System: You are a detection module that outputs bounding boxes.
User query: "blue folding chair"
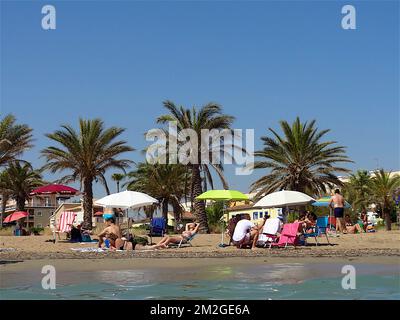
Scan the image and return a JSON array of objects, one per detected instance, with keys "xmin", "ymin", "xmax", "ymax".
[
  {"xmin": 149, "ymin": 217, "xmax": 167, "ymax": 237},
  {"xmin": 303, "ymin": 216, "xmax": 331, "ymax": 246}
]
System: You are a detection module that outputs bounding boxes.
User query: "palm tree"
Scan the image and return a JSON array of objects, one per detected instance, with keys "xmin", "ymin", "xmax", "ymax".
[
  {"xmin": 157, "ymin": 101, "xmax": 235, "ymax": 233},
  {"xmin": 0, "ymin": 114, "xmax": 33, "ymax": 167},
  {"xmin": 250, "ymin": 117, "xmax": 352, "ymax": 198},
  {"xmin": 125, "ymin": 162, "xmax": 190, "ymax": 226},
  {"xmin": 111, "ymin": 173, "xmax": 125, "ymax": 193},
  {"xmin": 1, "ymin": 161, "xmax": 43, "ymax": 211},
  {"xmin": 343, "ymin": 170, "xmax": 372, "ymax": 211},
  {"xmin": 370, "ymin": 169, "xmax": 400, "ymax": 231},
  {"xmin": 0, "ymin": 170, "xmax": 12, "ymax": 226},
  {"xmin": 41, "ymin": 119, "xmax": 134, "ymax": 229}
]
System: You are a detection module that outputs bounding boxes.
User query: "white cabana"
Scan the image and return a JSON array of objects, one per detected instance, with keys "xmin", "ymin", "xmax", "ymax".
[{"xmin": 253, "ymin": 190, "xmax": 315, "ymax": 208}]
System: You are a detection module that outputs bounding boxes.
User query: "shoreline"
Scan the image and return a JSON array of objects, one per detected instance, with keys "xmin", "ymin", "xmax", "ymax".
[
  {"xmin": 2, "ymin": 255, "xmax": 399, "ymax": 273},
  {"xmin": 1, "ymin": 248, "xmax": 400, "ymax": 261},
  {"xmin": 1, "ymin": 231, "xmax": 400, "ymax": 262}
]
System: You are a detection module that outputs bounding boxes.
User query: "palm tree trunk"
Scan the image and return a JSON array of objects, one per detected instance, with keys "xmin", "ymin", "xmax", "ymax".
[
  {"xmin": 384, "ymin": 203, "xmax": 392, "ymax": 231},
  {"xmin": 16, "ymin": 196, "xmax": 26, "ymax": 211},
  {"xmin": 161, "ymin": 199, "xmax": 168, "ymax": 221},
  {"xmin": 82, "ymin": 177, "xmax": 93, "ymax": 230},
  {"xmin": 1, "ymin": 193, "xmax": 7, "ymax": 227},
  {"xmin": 117, "ymin": 181, "xmax": 120, "ymax": 193},
  {"xmin": 172, "ymin": 201, "xmax": 182, "ymax": 232},
  {"xmin": 192, "ymin": 164, "xmax": 208, "ymax": 233}
]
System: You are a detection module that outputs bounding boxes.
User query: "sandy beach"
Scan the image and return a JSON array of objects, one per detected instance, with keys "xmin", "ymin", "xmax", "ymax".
[{"xmin": 1, "ymin": 230, "xmax": 399, "ymax": 261}]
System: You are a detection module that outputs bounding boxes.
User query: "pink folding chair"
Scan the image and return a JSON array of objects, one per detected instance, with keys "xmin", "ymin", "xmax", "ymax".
[
  {"xmin": 270, "ymin": 222, "xmax": 300, "ymax": 248},
  {"xmin": 53, "ymin": 212, "xmax": 76, "ymax": 241}
]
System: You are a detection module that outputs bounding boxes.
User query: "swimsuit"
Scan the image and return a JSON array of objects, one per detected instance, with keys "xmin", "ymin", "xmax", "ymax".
[{"xmin": 334, "ymin": 207, "xmax": 344, "ymax": 218}]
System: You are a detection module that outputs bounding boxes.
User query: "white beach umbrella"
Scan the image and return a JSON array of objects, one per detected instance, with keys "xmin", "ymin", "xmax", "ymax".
[
  {"xmin": 253, "ymin": 190, "xmax": 315, "ymax": 208},
  {"xmin": 95, "ymin": 190, "xmax": 158, "ymax": 209},
  {"xmin": 95, "ymin": 191, "xmax": 158, "ymax": 240}
]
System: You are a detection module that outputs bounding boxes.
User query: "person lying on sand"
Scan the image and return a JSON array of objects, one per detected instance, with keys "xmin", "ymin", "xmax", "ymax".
[
  {"xmin": 232, "ymin": 214, "xmax": 261, "ymax": 250},
  {"xmin": 344, "ymin": 214, "xmax": 364, "ymax": 234},
  {"xmin": 153, "ymin": 222, "xmax": 200, "ymax": 248}
]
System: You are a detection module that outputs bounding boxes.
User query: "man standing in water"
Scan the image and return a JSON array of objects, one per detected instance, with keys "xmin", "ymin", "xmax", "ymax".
[{"xmin": 330, "ymin": 189, "xmax": 346, "ymax": 234}]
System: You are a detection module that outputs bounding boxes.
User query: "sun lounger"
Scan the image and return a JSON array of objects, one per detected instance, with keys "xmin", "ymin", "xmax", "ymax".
[
  {"xmin": 270, "ymin": 222, "xmax": 300, "ymax": 248},
  {"xmin": 169, "ymin": 233, "xmax": 197, "ymax": 248},
  {"xmin": 53, "ymin": 212, "xmax": 76, "ymax": 242},
  {"xmin": 303, "ymin": 216, "xmax": 331, "ymax": 246}
]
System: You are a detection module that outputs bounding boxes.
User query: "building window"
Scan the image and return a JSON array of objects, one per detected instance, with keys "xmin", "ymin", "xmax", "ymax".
[
  {"xmin": 259, "ymin": 212, "xmax": 263, "ymax": 218},
  {"xmin": 36, "ymin": 211, "xmax": 42, "ymax": 217},
  {"xmin": 253, "ymin": 212, "xmax": 258, "ymax": 220},
  {"xmin": 36, "ymin": 224, "xmax": 43, "ymax": 228}
]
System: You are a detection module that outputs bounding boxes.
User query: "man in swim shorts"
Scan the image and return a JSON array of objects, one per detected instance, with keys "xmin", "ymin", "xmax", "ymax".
[{"xmin": 329, "ymin": 189, "xmax": 346, "ymax": 234}]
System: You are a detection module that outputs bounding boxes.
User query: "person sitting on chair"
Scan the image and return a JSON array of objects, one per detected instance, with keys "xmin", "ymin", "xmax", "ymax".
[{"xmin": 152, "ymin": 222, "xmax": 200, "ymax": 248}]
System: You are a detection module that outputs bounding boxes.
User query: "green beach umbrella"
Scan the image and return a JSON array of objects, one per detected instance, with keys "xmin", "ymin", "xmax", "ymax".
[
  {"xmin": 196, "ymin": 190, "xmax": 249, "ymax": 247},
  {"xmin": 196, "ymin": 189, "xmax": 249, "ymax": 201}
]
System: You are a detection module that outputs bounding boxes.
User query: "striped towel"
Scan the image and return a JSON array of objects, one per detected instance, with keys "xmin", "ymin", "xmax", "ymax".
[{"xmin": 58, "ymin": 212, "xmax": 76, "ymax": 233}]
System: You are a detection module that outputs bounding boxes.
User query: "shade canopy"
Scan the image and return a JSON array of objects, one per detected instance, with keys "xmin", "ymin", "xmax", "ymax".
[
  {"xmin": 30, "ymin": 184, "xmax": 79, "ymax": 196},
  {"xmin": 4, "ymin": 211, "xmax": 29, "ymax": 223},
  {"xmin": 312, "ymin": 196, "xmax": 352, "ymax": 209},
  {"xmin": 95, "ymin": 190, "xmax": 158, "ymax": 209},
  {"xmin": 196, "ymin": 190, "xmax": 249, "ymax": 201},
  {"xmin": 253, "ymin": 190, "xmax": 315, "ymax": 208}
]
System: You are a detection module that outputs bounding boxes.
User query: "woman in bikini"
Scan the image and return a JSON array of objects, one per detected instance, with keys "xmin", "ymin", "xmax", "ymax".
[
  {"xmin": 344, "ymin": 214, "xmax": 364, "ymax": 234},
  {"xmin": 98, "ymin": 216, "xmax": 165, "ymax": 250},
  {"xmin": 154, "ymin": 222, "xmax": 200, "ymax": 248}
]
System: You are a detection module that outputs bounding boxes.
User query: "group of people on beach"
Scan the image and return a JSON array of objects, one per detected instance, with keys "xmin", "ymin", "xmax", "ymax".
[
  {"xmin": 226, "ymin": 189, "xmax": 369, "ymax": 249},
  {"xmin": 97, "ymin": 216, "xmax": 200, "ymax": 251},
  {"xmin": 96, "ymin": 188, "xmax": 370, "ymax": 251}
]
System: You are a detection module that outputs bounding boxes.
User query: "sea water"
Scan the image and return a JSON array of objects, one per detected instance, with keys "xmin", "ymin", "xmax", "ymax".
[{"xmin": 1, "ymin": 262, "xmax": 399, "ymax": 300}]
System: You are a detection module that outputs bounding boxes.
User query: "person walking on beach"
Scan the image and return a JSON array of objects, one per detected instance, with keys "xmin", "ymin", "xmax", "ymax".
[{"xmin": 329, "ymin": 189, "xmax": 346, "ymax": 234}]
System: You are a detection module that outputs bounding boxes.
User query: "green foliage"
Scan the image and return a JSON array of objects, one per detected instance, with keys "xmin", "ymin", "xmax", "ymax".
[
  {"xmin": 205, "ymin": 201, "xmax": 225, "ymax": 225},
  {"xmin": 343, "ymin": 170, "xmax": 373, "ymax": 211},
  {"xmin": 42, "ymin": 119, "xmax": 134, "ymax": 228},
  {"xmin": 250, "ymin": 117, "xmax": 352, "ymax": 198},
  {"xmin": 29, "ymin": 227, "xmax": 44, "ymax": 235},
  {"xmin": 0, "ymin": 114, "xmax": 33, "ymax": 167}
]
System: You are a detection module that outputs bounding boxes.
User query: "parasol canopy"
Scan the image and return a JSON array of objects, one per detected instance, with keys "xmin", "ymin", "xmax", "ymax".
[
  {"xmin": 95, "ymin": 190, "xmax": 158, "ymax": 209},
  {"xmin": 30, "ymin": 184, "xmax": 79, "ymax": 196},
  {"xmin": 253, "ymin": 190, "xmax": 315, "ymax": 208},
  {"xmin": 312, "ymin": 196, "xmax": 352, "ymax": 209},
  {"xmin": 196, "ymin": 190, "xmax": 249, "ymax": 201},
  {"xmin": 4, "ymin": 211, "xmax": 29, "ymax": 223}
]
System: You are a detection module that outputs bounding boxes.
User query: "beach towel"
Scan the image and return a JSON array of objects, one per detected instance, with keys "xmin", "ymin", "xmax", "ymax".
[
  {"xmin": 258, "ymin": 218, "xmax": 282, "ymax": 243},
  {"xmin": 71, "ymin": 247, "xmax": 106, "ymax": 253},
  {"xmin": 58, "ymin": 212, "xmax": 76, "ymax": 233}
]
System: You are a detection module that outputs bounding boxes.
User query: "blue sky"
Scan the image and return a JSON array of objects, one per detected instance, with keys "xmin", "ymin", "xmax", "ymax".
[{"xmin": 1, "ymin": 0, "xmax": 399, "ymax": 197}]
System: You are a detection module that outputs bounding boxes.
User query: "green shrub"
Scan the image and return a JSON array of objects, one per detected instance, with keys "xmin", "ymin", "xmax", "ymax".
[
  {"xmin": 29, "ymin": 227, "xmax": 44, "ymax": 235},
  {"xmin": 206, "ymin": 201, "xmax": 224, "ymax": 225}
]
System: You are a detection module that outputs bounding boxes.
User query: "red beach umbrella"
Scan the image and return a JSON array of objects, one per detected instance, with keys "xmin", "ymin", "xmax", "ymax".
[
  {"xmin": 4, "ymin": 211, "xmax": 29, "ymax": 223},
  {"xmin": 30, "ymin": 184, "xmax": 79, "ymax": 196}
]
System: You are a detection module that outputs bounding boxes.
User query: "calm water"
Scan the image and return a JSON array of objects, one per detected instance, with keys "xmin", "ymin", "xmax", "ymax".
[{"xmin": 1, "ymin": 262, "xmax": 399, "ymax": 300}]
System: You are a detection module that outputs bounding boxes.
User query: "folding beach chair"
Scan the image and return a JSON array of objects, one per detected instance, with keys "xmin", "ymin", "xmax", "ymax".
[
  {"xmin": 303, "ymin": 216, "xmax": 331, "ymax": 246},
  {"xmin": 149, "ymin": 217, "xmax": 167, "ymax": 237},
  {"xmin": 270, "ymin": 222, "xmax": 300, "ymax": 249},
  {"xmin": 53, "ymin": 212, "xmax": 76, "ymax": 242},
  {"xmin": 169, "ymin": 233, "xmax": 198, "ymax": 248}
]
